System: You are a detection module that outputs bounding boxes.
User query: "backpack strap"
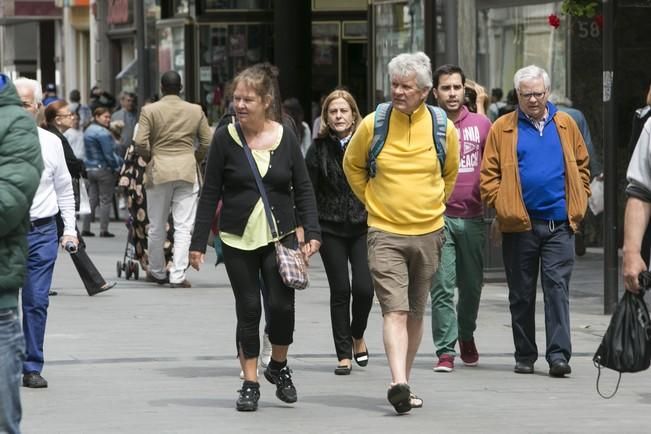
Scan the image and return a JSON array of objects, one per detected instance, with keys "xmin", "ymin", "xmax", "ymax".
[
  {"xmin": 427, "ymin": 104, "xmax": 448, "ymax": 172},
  {"xmin": 368, "ymin": 102, "xmax": 392, "ymax": 178}
]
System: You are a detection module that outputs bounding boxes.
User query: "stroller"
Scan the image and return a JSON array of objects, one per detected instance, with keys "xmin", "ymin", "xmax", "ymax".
[
  {"xmin": 116, "ymin": 215, "xmax": 140, "ymax": 280},
  {"xmin": 116, "ymin": 143, "xmax": 174, "ymax": 280}
]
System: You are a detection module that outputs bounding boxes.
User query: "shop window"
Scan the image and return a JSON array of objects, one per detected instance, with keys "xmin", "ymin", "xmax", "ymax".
[
  {"xmin": 312, "ymin": 22, "xmax": 340, "ymax": 108},
  {"xmin": 158, "ymin": 26, "xmax": 186, "ymax": 82},
  {"xmin": 372, "ymin": 0, "xmax": 425, "ymax": 105},
  {"xmin": 198, "ymin": 23, "xmax": 273, "ymax": 125},
  {"xmin": 204, "ymin": 0, "xmax": 271, "ymax": 10},
  {"xmin": 476, "ymin": 1, "xmax": 568, "ymax": 99}
]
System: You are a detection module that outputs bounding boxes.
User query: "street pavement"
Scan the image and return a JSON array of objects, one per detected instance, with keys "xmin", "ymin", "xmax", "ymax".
[{"xmin": 20, "ymin": 221, "xmax": 651, "ymax": 434}]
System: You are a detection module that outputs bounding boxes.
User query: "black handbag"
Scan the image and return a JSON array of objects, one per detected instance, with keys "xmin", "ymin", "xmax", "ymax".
[
  {"xmin": 235, "ymin": 123, "xmax": 309, "ymax": 290},
  {"xmin": 593, "ymin": 272, "xmax": 651, "ymax": 398}
]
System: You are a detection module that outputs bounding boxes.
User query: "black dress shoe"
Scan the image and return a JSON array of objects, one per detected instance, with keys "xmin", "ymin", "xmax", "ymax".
[
  {"xmin": 334, "ymin": 363, "xmax": 352, "ymax": 375},
  {"xmin": 99, "ymin": 231, "xmax": 115, "ymax": 238},
  {"xmin": 48, "ymin": 290, "xmax": 58, "ymax": 296},
  {"xmin": 549, "ymin": 360, "xmax": 572, "ymax": 377},
  {"xmin": 514, "ymin": 360, "xmax": 534, "ymax": 374},
  {"xmin": 23, "ymin": 372, "xmax": 48, "ymax": 388},
  {"xmin": 145, "ymin": 272, "xmax": 169, "ymax": 285},
  {"xmin": 81, "ymin": 230, "xmax": 95, "ymax": 237}
]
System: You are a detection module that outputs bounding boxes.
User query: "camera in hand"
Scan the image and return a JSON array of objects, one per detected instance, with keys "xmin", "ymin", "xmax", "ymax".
[{"xmin": 65, "ymin": 241, "xmax": 77, "ymax": 253}]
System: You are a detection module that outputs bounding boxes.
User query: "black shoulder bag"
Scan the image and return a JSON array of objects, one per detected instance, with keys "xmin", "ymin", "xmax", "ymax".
[{"xmin": 235, "ymin": 123, "xmax": 309, "ymax": 290}]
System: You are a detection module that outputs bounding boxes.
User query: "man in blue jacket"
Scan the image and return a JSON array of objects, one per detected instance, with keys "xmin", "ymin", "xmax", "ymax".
[{"xmin": 0, "ymin": 74, "xmax": 43, "ymax": 434}]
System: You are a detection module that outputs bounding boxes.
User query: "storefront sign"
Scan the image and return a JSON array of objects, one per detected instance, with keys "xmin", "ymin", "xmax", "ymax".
[{"xmin": 107, "ymin": 0, "xmax": 130, "ymax": 25}]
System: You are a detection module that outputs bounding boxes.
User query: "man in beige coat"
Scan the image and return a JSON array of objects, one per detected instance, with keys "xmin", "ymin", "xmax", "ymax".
[{"xmin": 134, "ymin": 71, "xmax": 212, "ymax": 287}]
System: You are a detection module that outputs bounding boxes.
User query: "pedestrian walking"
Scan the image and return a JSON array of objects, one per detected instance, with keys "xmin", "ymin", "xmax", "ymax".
[
  {"xmin": 343, "ymin": 52, "xmax": 459, "ymax": 413},
  {"xmin": 623, "ymin": 117, "xmax": 651, "ymax": 293},
  {"xmin": 480, "ymin": 65, "xmax": 591, "ymax": 378},
  {"xmin": 0, "ymin": 74, "xmax": 43, "ymax": 434},
  {"xmin": 43, "ymin": 100, "xmax": 116, "ymax": 295},
  {"xmin": 111, "ymin": 91, "xmax": 138, "ymax": 159},
  {"xmin": 189, "ymin": 63, "xmax": 321, "ymax": 412},
  {"xmin": 134, "ymin": 71, "xmax": 212, "ymax": 288},
  {"xmin": 14, "ymin": 77, "xmax": 78, "ymax": 389},
  {"xmin": 81, "ymin": 107, "xmax": 122, "ymax": 238},
  {"xmin": 305, "ymin": 89, "xmax": 373, "ymax": 376},
  {"xmin": 429, "ymin": 64, "xmax": 492, "ymax": 372}
]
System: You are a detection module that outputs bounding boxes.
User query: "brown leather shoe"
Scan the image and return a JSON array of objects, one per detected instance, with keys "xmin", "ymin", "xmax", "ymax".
[
  {"xmin": 170, "ymin": 279, "xmax": 191, "ymax": 288},
  {"xmin": 146, "ymin": 272, "xmax": 169, "ymax": 285},
  {"xmin": 23, "ymin": 372, "xmax": 48, "ymax": 388}
]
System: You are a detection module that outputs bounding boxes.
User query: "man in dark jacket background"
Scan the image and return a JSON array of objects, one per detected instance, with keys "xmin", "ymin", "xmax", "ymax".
[{"xmin": 0, "ymin": 74, "xmax": 44, "ymax": 434}]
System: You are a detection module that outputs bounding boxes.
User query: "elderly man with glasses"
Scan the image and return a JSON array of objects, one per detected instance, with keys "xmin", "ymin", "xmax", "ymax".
[
  {"xmin": 480, "ymin": 65, "xmax": 591, "ymax": 378},
  {"xmin": 13, "ymin": 78, "xmax": 77, "ymax": 389}
]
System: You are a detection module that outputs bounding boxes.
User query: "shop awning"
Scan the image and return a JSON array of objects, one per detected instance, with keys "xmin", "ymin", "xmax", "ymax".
[{"xmin": 116, "ymin": 58, "xmax": 137, "ymax": 80}]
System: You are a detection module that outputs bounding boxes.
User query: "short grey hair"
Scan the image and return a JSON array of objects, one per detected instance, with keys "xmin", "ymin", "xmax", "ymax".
[
  {"xmin": 388, "ymin": 52, "xmax": 433, "ymax": 91},
  {"xmin": 513, "ymin": 65, "xmax": 551, "ymax": 91},
  {"xmin": 548, "ymin": 92, "xmax": 572, "ymax": 107},
  {"xmin": 14, "ymin": 77, "xmax": 43, "ymax": 104}
]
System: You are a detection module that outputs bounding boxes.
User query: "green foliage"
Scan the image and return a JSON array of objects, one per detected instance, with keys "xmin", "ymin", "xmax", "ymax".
[{"xmin": 561, "ymin": 0, "xmax": 599, "ymax": 17}]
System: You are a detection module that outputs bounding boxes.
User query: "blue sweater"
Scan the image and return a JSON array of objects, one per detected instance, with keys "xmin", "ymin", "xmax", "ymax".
[{"xmin": 517, "ymin": 103, "xmax": 567, "ymax": 221}]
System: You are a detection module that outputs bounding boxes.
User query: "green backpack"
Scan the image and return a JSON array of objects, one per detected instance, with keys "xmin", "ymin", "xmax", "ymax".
[{"xmin": 367, "ymin": 102, "xmax": 448, "ymax": 178}]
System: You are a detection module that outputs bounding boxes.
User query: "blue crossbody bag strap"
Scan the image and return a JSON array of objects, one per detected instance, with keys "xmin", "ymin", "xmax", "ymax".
[
  {"xmin": 427, "ymin": 104, "xmax": 448, "ymax": 172},
  {"xmin": 368, "ymin": 102, "xmax": 392, "ymax": 178},
  {"xmin": 235, "ymin": 123, "xmax": 279, "ymax": 239}
]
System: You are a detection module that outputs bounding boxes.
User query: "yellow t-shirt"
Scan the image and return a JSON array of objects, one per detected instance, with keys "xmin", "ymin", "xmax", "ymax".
[
  {"xmin": 342, "ymin": 103, "xmax": 460, "ymax": 235},
  {"xmin": 220, "ymin": 123, "xmax": 285, "ymax": 250}
]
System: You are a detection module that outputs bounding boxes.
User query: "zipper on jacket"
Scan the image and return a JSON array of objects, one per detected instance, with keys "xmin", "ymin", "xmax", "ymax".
[{"xmin": 408, "ymin": 114, "xmax": 412, "ymax": 144}]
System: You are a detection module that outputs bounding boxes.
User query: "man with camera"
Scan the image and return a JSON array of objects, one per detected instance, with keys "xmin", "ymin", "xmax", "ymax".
[{"xmin": 14, "ymin": 78, "xmax": 78, "ymax": 389}]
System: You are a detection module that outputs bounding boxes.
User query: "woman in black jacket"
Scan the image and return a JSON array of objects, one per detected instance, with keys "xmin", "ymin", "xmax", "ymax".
[
  {"xmin": 43, "ymin": 100, "xmax": 115, "ymax": 296},
  {"xmin": 189, "ymin": 64, "xmax": 321, "ymax": 412},
  {"xmin": 305, "ymin": 89, "xmax": 373, "ymax": 375}
]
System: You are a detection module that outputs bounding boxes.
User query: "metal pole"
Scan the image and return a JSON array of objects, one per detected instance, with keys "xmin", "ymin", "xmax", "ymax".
[
  {"xmin": 135, "ymin": 0, "xmax": 147, "ymax": 106},
  {"xmin": 602, "ymin": 0, "xmax": 618, "ymax": 314}
]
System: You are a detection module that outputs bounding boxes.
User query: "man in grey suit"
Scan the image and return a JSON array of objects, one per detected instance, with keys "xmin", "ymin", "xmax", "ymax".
[{"xmin": 134, "ymin": 71, "xmax": 212, "ymax": 288}]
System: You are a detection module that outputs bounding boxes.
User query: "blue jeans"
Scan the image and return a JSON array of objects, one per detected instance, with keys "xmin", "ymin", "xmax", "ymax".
[
  {"xmin": 0, "ymin": 308, "xmax": 25, "ymax": 434},
  {"xmin": 22, "ymin": 220, "xmax": 59, "ymax": 374}
]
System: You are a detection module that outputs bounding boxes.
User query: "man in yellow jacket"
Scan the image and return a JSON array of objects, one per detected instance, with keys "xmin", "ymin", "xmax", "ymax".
[
  {"xmin": 343, "ymin": 52, "xmax": 459, "ymax": 414},
  {"xmin": 480, "ymin": 65, "xmax": 590, "ymax": 378}
]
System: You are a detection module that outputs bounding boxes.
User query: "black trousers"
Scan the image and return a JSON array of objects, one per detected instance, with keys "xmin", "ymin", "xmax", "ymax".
[
  {"xmin": 56, "ymin": 214, "xmax": 107, "ymax": 295},
  {"xmin": 502, "ymin": 220, "xmax": 574, "ymax": 365},
  {"xmin": 320, "ymin": 231, "xmax": 374, "ymax": 361},
  {"xmin": 222, "ymin": 239, "xmax": 295, "ymax": 359}
]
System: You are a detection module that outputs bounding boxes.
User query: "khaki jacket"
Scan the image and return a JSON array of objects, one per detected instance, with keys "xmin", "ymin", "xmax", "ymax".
[
  {"xmin": 480, "ymin": 110, "xmax": 591, "ymax": 233},
  {"xmin": 134, "ymin": 95, "xmax": 212, "ymax": 187}
]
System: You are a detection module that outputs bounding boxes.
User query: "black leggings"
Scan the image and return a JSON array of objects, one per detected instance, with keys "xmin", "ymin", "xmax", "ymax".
[
  {"xmin": 223, "ymin": 240, "xmax": 295, "ymax": 359},
  {"xmin": 320, "ymin": 231, "xmax": 374, "ymax": 361}
]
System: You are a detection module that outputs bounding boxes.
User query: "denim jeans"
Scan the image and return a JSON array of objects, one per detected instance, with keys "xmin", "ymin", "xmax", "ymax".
[
  {"xmin": 0, "ymin": 308, "xmax": 25, "ymax": 434},
  {"xmin": 22, "ymin": 219, "xmax": 59, "ymax": 374}
]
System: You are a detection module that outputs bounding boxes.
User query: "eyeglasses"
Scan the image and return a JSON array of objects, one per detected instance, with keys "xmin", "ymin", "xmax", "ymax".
[
  {"xmin": 56, "ymin": 113, "xmax": 74, "ymax": 118},
  {"xmin": 22, "ymin": 101, "xmax": 37, "ymax": 108},
  {"xmin": 518, "ymin": 90, "xmax": 547, "ymax": 100}
]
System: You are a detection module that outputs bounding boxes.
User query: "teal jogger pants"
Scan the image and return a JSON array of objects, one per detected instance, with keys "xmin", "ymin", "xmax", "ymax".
[{"xmin": 430, "ymin": 216, "xmax": 485, "ymax": 356}]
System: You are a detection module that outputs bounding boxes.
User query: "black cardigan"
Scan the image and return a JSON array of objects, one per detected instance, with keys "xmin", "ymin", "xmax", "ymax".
[
  {"xmin": 305, "ymin": 134, "xmax": 367, "ymax": 234},
  {"xmin": 190, "ymin": 124, "xmax": 321, "ymax": 253}
]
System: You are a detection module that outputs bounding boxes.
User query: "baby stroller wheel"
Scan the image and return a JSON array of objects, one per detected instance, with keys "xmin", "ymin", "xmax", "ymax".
[
  {"xmin": 133, "ymin": 262, "xmax": 140, "ymax": 280},
  {"xmin": 116, "ymin": 261, "xmax": 123, "ymax": 278},
  {"xmin": 125, "ymin": 264, "xmax": 132, "ymax": 280}
]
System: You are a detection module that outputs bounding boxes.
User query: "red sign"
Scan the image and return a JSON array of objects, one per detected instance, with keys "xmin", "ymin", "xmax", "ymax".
[{"xmin": 107, "ymin": 0, "xmax": 130, "ymax": 25}]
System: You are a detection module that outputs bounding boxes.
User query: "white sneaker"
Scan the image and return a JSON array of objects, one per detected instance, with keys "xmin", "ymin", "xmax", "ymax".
[{"xmin": 260, "ymin": 333, "xmax": 272, "ymax": 368}]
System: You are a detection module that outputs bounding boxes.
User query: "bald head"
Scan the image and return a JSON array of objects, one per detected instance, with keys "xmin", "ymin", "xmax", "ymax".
[{"xmin": 161, "ymin": 71, "xmax": 182, "ymax": 95}]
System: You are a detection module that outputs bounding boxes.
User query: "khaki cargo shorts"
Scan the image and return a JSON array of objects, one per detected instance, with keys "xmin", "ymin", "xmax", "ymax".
[{"xmin": 367, "ymin": 227, "xmax": 445, "ymax": 318}]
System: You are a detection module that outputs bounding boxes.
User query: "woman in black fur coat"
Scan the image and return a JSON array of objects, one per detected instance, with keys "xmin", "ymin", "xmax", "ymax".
[{"xmin": 305, "ymin": 89, "xmax": 374, "ymax": 375}]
